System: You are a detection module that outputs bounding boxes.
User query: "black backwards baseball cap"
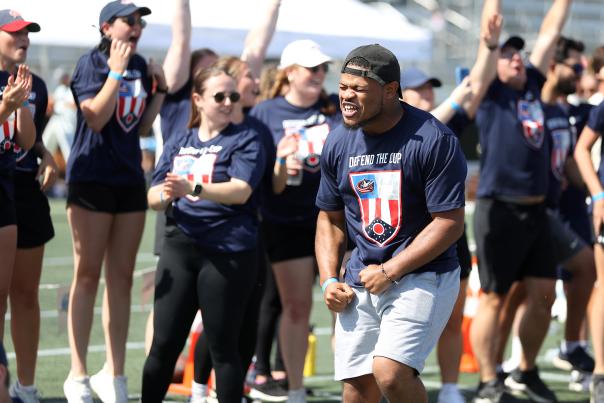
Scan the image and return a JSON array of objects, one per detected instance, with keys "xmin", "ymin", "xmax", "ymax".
[
  {"xmin": 500, "ymin": 35, "xmax": 525, "ymax": 51},
  {"xmin": 342, "ymin": 44, "xmax": 401, "ymax": 89},
  {"xmin": 99, "ymin": 0, "xmax": 151, "ymax": 27},
  {"xmin": 0, "ymin": 9, "xmax": 40, "ymax": 33}
]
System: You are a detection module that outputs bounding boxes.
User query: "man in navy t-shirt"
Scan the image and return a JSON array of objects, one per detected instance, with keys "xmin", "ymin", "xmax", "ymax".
[
  {"xmin": 316, "ymin": 44, "xmax": 466, "ymax": 402},
  {"xmin": 469, "ymin": 1, "xmax": 573, "ymax": 402}
]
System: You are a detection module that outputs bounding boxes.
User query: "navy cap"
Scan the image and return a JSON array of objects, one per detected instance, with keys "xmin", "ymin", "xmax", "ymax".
[
  {"xmin": 500, "ymin": 35, "xmax": 525, "ymax": 51},
  {"xmin": 0, "ymin": 9, "xmax": 40, "ymax": 33},
  {"xmin": 401, "ymin": 67, "xmax": 442, "ymax": 89},
  {"xmin": 342, "ymin": 44, "xmax": 400, "ymax": 87},
  {"xmin": 99, "ymin": 1, "xmax": 151, "ymax": 27}
]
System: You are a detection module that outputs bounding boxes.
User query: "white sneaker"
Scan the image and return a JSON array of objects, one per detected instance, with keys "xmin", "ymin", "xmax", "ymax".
[
  {"xmin": 63, "ymin": 376, "xmax": 93, "ymax": 403},
  {"xmin": 437, "ymin": 384, "xmax": 465, "ymax": 403},
  {"xmin": 90, "ymin": 366, "xmax": 128, "ymax": 403},
  {"xmin": 9, "ymin": 382, "xmax": 41, "ymax": 403}
]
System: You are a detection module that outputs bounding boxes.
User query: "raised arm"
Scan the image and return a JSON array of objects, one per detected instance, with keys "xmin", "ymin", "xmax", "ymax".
[
  {"xmin": 430, "ymin": 76, "xmax": 472, "ymax": 124},
  {"xmin": 466, "ymin": 1, "xmax": 502, "ymax": 119},
  {"xmin": 530, "ymin": 0, "xmax": 573, "ymax": 76},
  {"xmin": 240, "ymin": 0, "xmax": 281, "ymax": 79},
  {"xmin": 163, "ymin": 0, "xmax": 192, "ymax": 93}
]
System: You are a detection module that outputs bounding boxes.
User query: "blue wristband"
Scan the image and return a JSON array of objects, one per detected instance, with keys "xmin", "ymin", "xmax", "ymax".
[
  {"xmin": 108, "ymin": 71, "xmax": 123, "ymax": 81},
  {"xmin": 321, "ymin": 277, "xmax": 338, "ymax": 294},
  {"xmin": 592, "ymin": 191, "xmax": 604, "ymax": 202},
  {"xmin": 278, "ymin": 157, "xmax": 286, "ymax": 165},
  {"xmin": 160, "ymin": 191, "xmax": 164, "ymax": 203},
  {"xmin": 450, "ymin": 100, "xmax": 462, "ymax": 112},
  {"xmin": 21, "ymin": 100, "xmax": 29, "ymax": 107}
]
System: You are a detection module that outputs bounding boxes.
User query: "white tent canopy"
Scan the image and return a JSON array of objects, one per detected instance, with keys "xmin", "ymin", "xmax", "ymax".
[{"xmin": 1, "ymin": 0, "xmax": 432, "ymax": 61}]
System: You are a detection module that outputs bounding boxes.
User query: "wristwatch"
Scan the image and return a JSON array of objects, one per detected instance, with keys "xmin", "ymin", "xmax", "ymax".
[{"xmin": 191, "ymin": 182, "xmax": 203, "ymax": 196}]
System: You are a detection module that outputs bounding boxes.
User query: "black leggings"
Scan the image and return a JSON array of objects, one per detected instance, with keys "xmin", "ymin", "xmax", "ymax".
[
  {"xmin": 194, "ymin": 240, "xmax": 268, "ymax": 383},
  {"xmin": 254, "ymin": 262, "xmax": 286, "ymax": 376},
  {"xmin": 141, "ymin": 227, "xmax": 258, "ymax": 403}
]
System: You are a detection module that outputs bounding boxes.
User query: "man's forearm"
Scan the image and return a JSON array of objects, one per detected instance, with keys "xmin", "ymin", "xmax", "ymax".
[{"xmin": 315, "ymin": 210, "xmax": 347, "ymax": 283}]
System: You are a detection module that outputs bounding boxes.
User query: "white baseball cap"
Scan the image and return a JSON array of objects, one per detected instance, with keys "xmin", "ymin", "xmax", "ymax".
[{"xmin": 279, "ymin": 40, "xmax": 332, "ymax": 69}]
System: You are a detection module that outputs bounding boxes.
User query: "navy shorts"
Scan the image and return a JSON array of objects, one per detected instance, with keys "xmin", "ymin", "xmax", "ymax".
[
  {"xmin": 262, "ymin": 221, "xmax": 317, "ymax": 263},
  {"xmin": 67, "ymin": 181, "xmax": 147, "ymax": 214},
  {"xmin": 14, "ymin": 171, "xmax": 54, "ymax": 248},
  {"xmin": 0, "ymin": 178, "xmax": 16, "ymax": 229}
]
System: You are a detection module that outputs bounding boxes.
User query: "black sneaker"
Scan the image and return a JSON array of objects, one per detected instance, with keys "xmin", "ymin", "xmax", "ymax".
[
  {"xmin": 473, "ymin": 379, "xmax": 517, "ymax": 403},
  {"xmin": 552, "ymin": 345, "xmax": 595, "ymax": 372},
  {"xmin": 592, "ymin": 374, "xmax": 604, "ymax": 403},
  {"xmin": 505, "ymin": 367, "xmax": 557, "ymax": 403},
  {"xmin": 248, "ymin": 379, "xmax": 288, "ymax": 402}
]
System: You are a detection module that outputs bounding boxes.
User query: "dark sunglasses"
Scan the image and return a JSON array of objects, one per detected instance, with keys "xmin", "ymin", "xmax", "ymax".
[
  {"xmin": 307, "ymin": 64, "xmax": 329, "ymax": 74},
  {"xmin": 560, "ymin": 62, "xmax": 584, "ymax": 76},
  {"xmin": 118, "ymin": 15, "xmax": 146, "ymax": 28},
  {"xmin": 212, "ymin": 91, "xmax": 240, "ymax": 103}
]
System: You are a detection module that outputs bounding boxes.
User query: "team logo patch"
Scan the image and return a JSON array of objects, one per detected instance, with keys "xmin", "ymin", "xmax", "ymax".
[
  {"xmin": 550, "ymin": 128, "xmax": 570, "ymax": 181},
  {"xmin": 349, "ymin": 170, "xmax": 402, "ymax": 247},
  {"xmin": 517, "ymin": 99, "xmax": 545, "ymax": 149},
  {"xmin": 285, "ymin": 122, "xmax": 330, "ymax": 173},
  {"xmin": 116, "ymin": 75, "xmax": 147, "ymax": 133}
]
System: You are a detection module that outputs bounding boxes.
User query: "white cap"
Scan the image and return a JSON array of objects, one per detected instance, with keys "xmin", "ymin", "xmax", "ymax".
[{"xmin": 279, "ymin": 40, "xmax": 332, "ymax": 69}]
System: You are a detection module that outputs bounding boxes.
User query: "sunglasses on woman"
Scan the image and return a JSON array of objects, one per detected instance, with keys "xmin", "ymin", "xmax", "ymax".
[
  {"xmin": 212, "ymin": 91, "xmax": 241, "ymax": 103},
  {"xmin": 560, "ymin": 62, "xmax": 584, "ymax": 76},
  {"xmin": 118, "ymin": 15, "xmax": 146, "ymax": 28},
  {"xmin": 306, "ymin": 64, "xmax": 329, "ymax": 74}
]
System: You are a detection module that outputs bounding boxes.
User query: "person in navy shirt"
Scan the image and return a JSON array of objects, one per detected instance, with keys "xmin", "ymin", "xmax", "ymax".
[
  {"xmin": 62, "ymin": 2, "xmax": 167, "ymax": 402},
  {"xmin": 316, "ymin": 44, "xmax": 465, "ymax": 402},
  {"xmin": 0, "ymin": 10, "xmax": 59, "ymax": 402},
  {"xmin": 249, "ymin": 39, "xmax": 340, "ymax": 401},
  {"xmin": 467, "ymin": 1, "xmax": 572, "ymax": 401},
  {"xmin": 575, "ymin": 98, "xmax": 604, "ymax": 402},
  {"xmin": 142, "ymin": 68, "xmax": 265, "ymax": 403}
]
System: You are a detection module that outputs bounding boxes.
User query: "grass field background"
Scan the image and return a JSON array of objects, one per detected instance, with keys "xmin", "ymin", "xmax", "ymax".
[{"xmin": 1, "ymin": 199, "xmax": 592, "ymax": 402}]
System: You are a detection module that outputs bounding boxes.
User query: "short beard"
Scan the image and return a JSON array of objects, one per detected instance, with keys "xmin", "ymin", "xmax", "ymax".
[{"xmin": 343, "ymin": 102, "xmax": 383, "ymax": 130}]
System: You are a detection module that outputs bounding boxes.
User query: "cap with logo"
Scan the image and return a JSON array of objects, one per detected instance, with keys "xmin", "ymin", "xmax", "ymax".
[
  {"xmin": 279, "ymin": 39, "xmax": 332, "ymax": 69},
  {"xmin": 341, "ymin": 44, "xmax": 400, "ymax": 88},
  {"xmin": 401, "ymin": 67, "xmax": 442, "ymax": 90},
  {"xmin": 99, "ymin": 0, "xmax": 151, "ymax": 28},
  {"xmin": 0, "ymin": 9, "xmax": 40, "ymax": 33}
]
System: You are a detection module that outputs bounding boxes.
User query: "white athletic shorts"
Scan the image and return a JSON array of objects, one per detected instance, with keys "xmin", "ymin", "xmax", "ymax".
[{"xmin": 334, "ymin": 268, "xmax": 460, "ymax": 381}]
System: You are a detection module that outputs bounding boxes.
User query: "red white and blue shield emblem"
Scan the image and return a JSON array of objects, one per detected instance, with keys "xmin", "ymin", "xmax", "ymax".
[
  {"xmin": 550, "ymin": 128, "xmax": 570, "ymax": 181},
  {"xmin": 517, "ymin": 100, "xmax": 545, "ymax": 149},
  {"xmin": 116, "ymin": 77, "xmax": 147, "ymax": 133},
  {"xmin": 286, "ymin": 123, "xmax": 330, "ymax": 173},
  {"xmin": 350, "ymin": 170, "xmax": 402, "ymax": 247}
]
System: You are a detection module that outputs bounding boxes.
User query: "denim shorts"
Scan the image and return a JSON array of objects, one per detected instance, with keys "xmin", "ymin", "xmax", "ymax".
[{"xmin": 333, "ymin": 267, "xmax": 460, "ymax": 380}]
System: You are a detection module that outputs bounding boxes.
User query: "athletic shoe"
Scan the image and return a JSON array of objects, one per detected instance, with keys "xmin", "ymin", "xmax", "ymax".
[
  {"xmin": 9, "ymin": 382, "xmax": 41, "ymax": 403},
  {"xmin": 473, "ymin": 379, "xmax": 517, "ymax": 403},
  {"xmin": 591, "ymin": 375, "xmax": 604, "ymax": 403},
  {"xmin": 63, "ymin": 376, "xmax": 93, "ymax": 403},
  {"xmin": 568, "ymin": 369, "xmax": 591, "ymax": 392},
  {"xmin": 505, "ymin": 367, "xmax": 557, "ymax": 402},
  {"xmin": 90, "ymin": 366, "xmax": 128, "ymax": 403},
  {"xmin": 248, "ymin": 379, "xmax": 288, "ymax": 402},
  {"xmin": 437, "ymin": 384, "xmax": 465, "ymax": 403},
  {"xmin": 553, "ymin": 345, "xmax": 595, "ymax": 372}
]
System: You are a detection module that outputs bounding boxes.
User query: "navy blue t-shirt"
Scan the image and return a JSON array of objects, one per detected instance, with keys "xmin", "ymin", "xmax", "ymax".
[
  {"xmin": 587, "ymin": 102, "xmax": 604, "ymax": 184},
  {"xmin": 159, "ymin": 79, "xmax": 191, "ymax": 143},
  {"xmin": 476, "ymin": 66, "xmax": 549, "ymax": 198},
  {"xmin": 316, "ymin": 103, "xmax": 467, "ymax": 286},
  {"xmin": 0, "ymin": 72, "xmax": 48, "ymax": 173},
  {"xmin": 559, "ymin": 102, "xmax": 593, "ymax": 242},
  {"xmin": 543, "ymin": 103, "xmax": 572, "ymax": 208},
  {"xmin": 152, "ymin": 123, "xmax": 266, "ymax": 252},
  {"xmin": 250, "ymin": 95, "xmax": 341, "ymax": 225},
  {"xmin": 67, "ymin": 48, "xmax": 152, "ymax": 186}
]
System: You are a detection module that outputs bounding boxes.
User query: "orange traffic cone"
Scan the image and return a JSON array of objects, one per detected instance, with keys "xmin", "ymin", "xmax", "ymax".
[
  {"xmin": 169, "ymin": 311, "xmax": 204, "ymax": 396},
  {"xmin": 460, "ymin": 255, "xmax": 480, "ymax": 373}
]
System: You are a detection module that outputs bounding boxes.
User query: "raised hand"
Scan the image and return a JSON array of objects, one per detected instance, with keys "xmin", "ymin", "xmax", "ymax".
[
  {"xmin": 108, "ymin": 38, "xmax": 132, "ymax": 74},
  {"xmin": 3, "ymin": 64, "xmax": 32, "ymax": 112},
  {"xmin": 482, "ymin": 13, "xmax": 503, "ymax": 49}
]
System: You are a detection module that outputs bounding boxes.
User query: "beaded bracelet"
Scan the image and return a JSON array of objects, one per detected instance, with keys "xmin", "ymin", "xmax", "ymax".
[{"xmin": 380, "ymin": 264, "xmax": 398, "ymax": 285}]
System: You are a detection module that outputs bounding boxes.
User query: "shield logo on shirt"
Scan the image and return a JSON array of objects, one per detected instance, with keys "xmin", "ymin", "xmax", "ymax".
[
  {"xmin": 285, "ymin": 122, "xmax": 330, "ymax": 173},
  {"xmin": 517, "ymin": 100, "xmax": 545, "ymax": 149},
  {"xmin": 550, "ymin": 128, "xmax": 570, "ymax": 181},
  {"xmin": 115, "ymin": 76, "xmax": 147, "ymax": 133},
  {"xmin": 349, "ymin": 170, "xmax": 402, "ymax": 247}
]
